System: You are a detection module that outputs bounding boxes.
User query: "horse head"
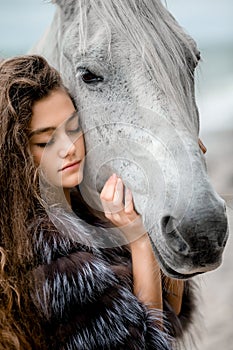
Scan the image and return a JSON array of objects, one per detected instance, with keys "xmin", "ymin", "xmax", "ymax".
[{"xmin": 35, "ymin": 0, "xmax": 228, "ymax": 279}]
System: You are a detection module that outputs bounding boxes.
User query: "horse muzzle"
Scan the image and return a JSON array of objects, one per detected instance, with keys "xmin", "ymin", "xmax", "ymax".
[{"xmin": 152, "ymin": 199, "xmax": 229, "ymax": 279}]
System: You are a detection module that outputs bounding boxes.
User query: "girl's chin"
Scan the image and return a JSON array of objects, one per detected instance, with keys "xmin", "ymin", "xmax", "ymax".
[
  {"xmin": 61, "ymin": 173, "xmax": 83, "ymax": 188},
  {"xmin": 62, "ymin": 182, "xmax": 80, "ymax": 190}
]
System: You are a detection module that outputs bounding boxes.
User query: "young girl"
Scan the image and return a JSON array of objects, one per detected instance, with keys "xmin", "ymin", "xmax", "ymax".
[{"xmin": 0, "ymin": 55, "xmax": 191, "ymax": 350}]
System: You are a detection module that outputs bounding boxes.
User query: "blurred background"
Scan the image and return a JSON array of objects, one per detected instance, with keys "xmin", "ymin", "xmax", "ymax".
[
  {"xmin": 165, "ymin": 3, "xmax": 233, "ymax": 349},
  {"xmin": 0, "ymin": 0, "xmax": 232, "ymax": 348}
]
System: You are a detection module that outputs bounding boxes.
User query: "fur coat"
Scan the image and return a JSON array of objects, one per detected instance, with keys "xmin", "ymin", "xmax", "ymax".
[{"xmin": 13, "ymin": 194, "xmax": 195, "ymax": 350}]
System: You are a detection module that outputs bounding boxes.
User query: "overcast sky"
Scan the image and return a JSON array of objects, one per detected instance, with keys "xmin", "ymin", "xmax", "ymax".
[
  {"xmin": 0, "ymin": 0, "xmax": 232, "ymax": 57},
  {"xmin": 166, "ymin": 0, "xmax": 233, "ymax": 46}
]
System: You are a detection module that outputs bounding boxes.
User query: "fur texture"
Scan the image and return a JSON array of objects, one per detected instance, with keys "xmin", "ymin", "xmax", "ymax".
[{"xmin": 9, "ymin": 209, "xmax": 195, "ymax": 350}]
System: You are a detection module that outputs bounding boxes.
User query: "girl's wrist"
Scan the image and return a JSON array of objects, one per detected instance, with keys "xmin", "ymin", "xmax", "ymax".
[
  {"xmin": 119, "ymin": 218, "xmax": 147, "ymax": 243},
  {"xmin": 128, "ymin": 232, "xmax": 150, "ymax": 249}
]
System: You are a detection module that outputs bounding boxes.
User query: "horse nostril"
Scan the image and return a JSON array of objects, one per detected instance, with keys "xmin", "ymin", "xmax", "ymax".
[
  {"xmin": 218, "ymin": 226, "xmax": 229, "ymax": 248},
  {"xmin": 161, "ymin": 215, "xmax": 172, "ymax": 233},
  {"xmin": 161, "ymin": 216, "xmax": 190, "ymax": 255}
]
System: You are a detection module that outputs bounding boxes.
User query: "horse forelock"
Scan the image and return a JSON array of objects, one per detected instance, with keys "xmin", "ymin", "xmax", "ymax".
[{"xmin": 58, "ymin": 0, "xmax": 200, "ymax": 131}]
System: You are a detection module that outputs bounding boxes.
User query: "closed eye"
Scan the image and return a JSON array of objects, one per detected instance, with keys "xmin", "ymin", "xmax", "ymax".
[
  {"xmin": 66, "ymin": 125, "xmax": 82, "ymax": 134},
  {"xmin": 35, "ymin": 139, "xmax": 54, "ymax": 148}
]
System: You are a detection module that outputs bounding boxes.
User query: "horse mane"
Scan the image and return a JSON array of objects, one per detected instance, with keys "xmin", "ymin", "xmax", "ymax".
[{"xmin": 76, "ymin": 0, "xmax": 200, "ymax": 130}]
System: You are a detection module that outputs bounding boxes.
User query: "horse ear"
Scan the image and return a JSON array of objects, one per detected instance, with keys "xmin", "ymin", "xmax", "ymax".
[
  {"xmin": 52, "ymin": 0, "xmax": 75, "ymax": 6},
  {"xmin": 52, "ymin": 0, "xmax": 62, "ymax": 5}
]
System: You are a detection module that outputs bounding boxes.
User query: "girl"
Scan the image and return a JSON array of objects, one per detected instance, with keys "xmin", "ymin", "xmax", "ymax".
[{"xmin": 0, "ymin": 55, "xmax": 191, "ymax": 350}]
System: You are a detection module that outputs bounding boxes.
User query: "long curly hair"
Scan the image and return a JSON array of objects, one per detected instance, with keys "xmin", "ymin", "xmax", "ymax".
[{"xmin": 0, "ymin": 55, "xmax": 69, "ymax": 348}]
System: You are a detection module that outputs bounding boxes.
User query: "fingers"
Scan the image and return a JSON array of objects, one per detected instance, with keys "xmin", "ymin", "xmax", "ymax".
[
  {"xmin": 100, "ymin": 174, "xmax": 124, "ymax": 208},
  {"xmin": 100, "ymin": 174, "xmax": 124, "ymax": 217},
  {"xmin": 124, "ymin": 188, "xmax": 135, "ymax": 216},
  {"xmin": 113, "ymin": 177, "xmax": 124, "ymax": 205},
  {"xmin": 100, "ymin": 173, "xmax": 117, "ymax": 202},
  {"xmin": 100, "ymin": 174, "xmax": 142, "ymax": 235},
  {"xmin": 100, "ymin": 176, "xmax": 148, "ymax": 242}
]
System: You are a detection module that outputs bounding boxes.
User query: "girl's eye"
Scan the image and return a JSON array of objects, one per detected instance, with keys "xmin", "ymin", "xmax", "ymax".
[
  {"xmin": 35, "ymin": 139, "xmax": 54, "ymax": 148},
  {"xmin": 66, "ymin": 125, "xmax": 82, "ymax": 134}
]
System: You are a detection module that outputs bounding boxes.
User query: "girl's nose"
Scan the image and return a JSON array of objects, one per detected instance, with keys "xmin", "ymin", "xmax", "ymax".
[{"xmin": 58, "ymin": 136, "xmax": 76, "ymax": 158}]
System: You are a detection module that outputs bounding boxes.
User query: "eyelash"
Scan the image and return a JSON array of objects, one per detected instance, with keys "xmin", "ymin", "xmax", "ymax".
[
  {"xmin": 35, "ymin": 139, "xmax": 54, "ymax": 148},
  {"xmin": 35, "ymin": 126, "xmax": 82, "ymax": 148},
  {"xmin": 67, "ymin": 125, "xmax": 82, "ymax": 134}
]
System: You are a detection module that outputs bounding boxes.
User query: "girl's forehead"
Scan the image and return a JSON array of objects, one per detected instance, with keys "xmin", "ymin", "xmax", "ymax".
[{"xmin": 30, "ymin": 89, "xmax": 76, "ymax": 131}]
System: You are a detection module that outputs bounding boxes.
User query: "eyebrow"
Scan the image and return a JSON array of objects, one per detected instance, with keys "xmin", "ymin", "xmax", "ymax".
[{"xmin": 29, "ymin": 111, "xmax": 78, "ymax": 137}]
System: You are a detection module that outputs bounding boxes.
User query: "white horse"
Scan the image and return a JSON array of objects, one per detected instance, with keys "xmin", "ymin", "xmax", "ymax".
[{"xmin": 33, "ymin": 0, "xmax": 228, "ymax": 279}]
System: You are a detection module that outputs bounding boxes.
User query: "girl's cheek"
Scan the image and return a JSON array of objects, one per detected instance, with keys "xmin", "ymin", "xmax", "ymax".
[
  {"xmin": 34, "ymin": 148, "xmax": 52, "ymax": 169},
  {"xmin": 40, "ymin": 151, "xmax": 53, "ymax": 168},
  {"xmin": 34, "ymin": 150, "xmax": 43, "ymax": 166}
]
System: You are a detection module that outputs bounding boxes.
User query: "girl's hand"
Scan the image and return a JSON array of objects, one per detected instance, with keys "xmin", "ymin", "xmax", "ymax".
[
  {"xmin": 100, "ymin": 173, "xmax": 146, "ymax": 242},
  {"xmin": 100, "ymin": 174, "xmax": 184, "ymax": 316}
]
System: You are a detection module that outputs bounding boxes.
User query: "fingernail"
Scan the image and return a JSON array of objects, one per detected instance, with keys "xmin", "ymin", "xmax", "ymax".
[
  {"xmin": 112, "ymin": 173, "xmax": 117, "ymax": 180},
  {"xmin": 126, "ymin": 188, "xmax": 131, "ymax": 195}
]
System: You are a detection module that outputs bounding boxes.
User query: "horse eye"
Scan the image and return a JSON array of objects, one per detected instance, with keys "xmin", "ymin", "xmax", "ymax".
[{"xmin": 81, "ymin": 69, "xmax": 104, "ymax": 84}]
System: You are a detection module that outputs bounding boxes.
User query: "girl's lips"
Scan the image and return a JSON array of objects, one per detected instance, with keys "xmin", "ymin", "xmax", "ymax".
[{"xmin": 60, "ymin": 160, "xmax": 81, "ymax": 171}]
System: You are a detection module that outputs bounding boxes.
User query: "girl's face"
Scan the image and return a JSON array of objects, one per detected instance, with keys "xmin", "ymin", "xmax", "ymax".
[{"xmin": 29, "ymin": 89, "xmax": 85, "ymax": 191}]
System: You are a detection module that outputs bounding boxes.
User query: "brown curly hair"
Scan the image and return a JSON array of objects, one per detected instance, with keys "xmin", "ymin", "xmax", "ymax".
[{"xmin": 0, "ymin": 55, "xmax": 69, "ymax": 349}]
